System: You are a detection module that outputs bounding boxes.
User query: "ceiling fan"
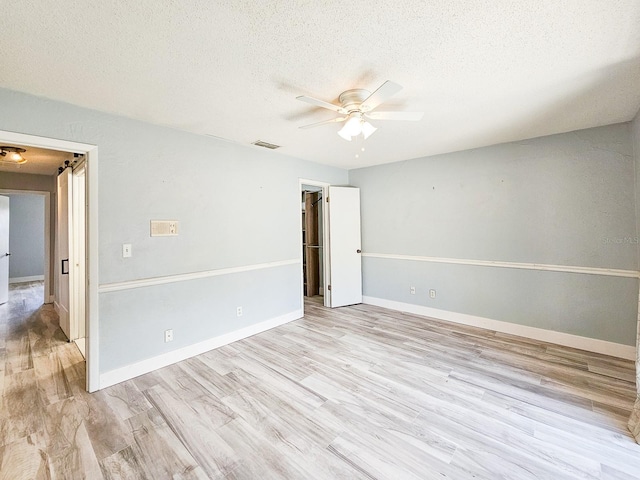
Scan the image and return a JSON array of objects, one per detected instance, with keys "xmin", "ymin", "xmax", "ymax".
[{"xmin": 296, "ymin": 80, "xmax": 423, "ymax": 141}]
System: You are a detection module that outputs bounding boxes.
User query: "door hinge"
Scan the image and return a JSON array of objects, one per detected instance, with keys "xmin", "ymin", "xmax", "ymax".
[
  {"xmin": 328, "ymin": 285, "xmax": 331, "ymax": 291},
  {"xmin": 326, "ymin": 196, "xmax": 329, "ymax": 203}
]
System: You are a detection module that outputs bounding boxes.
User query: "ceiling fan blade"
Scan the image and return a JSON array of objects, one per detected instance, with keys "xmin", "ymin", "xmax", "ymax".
[
  {"xmin": 296, "ymin": 95, "xmax": 345, "ymax": 113},
  {"xmin": 360, "ymin": 81, "xmax": 403, "ymax": 112},
  {"xmin": 299, "ymin": 117, "xmax": 347, "ymax": 129},
  {"xmin": 366, "ymin": 111, "xmax": 424, "ymax": 121}
]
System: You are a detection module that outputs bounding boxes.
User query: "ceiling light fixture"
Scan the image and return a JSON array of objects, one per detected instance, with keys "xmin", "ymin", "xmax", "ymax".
[
  {"xmin": 0, "ymin": 146, "xmax": 27, "ymax": 165},
  {"xmin": 337, "ymin": 113, "xmax": 377, "ymax": 141}
]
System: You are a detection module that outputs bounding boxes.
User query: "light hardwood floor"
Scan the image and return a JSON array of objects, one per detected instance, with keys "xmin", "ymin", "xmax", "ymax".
[{"xmin": 1, "ymin": 281, "xmax": 639, "ymax": 479}]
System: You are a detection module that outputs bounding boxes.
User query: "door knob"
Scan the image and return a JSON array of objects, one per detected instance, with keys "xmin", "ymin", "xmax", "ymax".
[{"xmin": 356, "ymin": 249, "xmax": 362, "ymax": 253}]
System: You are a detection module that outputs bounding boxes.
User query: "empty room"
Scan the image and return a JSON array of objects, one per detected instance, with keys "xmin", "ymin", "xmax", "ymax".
[{"xmin": 1, "ymin": 1, "xmax": 640, "ymax": 479}]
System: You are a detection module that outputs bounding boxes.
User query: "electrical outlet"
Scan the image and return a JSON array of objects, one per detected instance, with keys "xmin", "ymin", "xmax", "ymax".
[
  {"xmin": 164, "ymin": 329, "xmax": 173, "ymax": 342},
  {"xmin": 236, "ymin": 306, "xmax": 243, "ymax": 317},
  {"xmin": 410, "ymin": 286, "xmax": 416, "ymax": 295},
  {"xmin": 429, "ymin": 289, "xmax": 436, "ymax": 299},
  {"xmin": 122, "ymin": 243, "xmax": 132, "ymax": 258}
]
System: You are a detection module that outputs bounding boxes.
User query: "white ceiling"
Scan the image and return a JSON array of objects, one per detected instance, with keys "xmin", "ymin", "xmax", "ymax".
[{"xmin": 1, "ymin": 1, "xmax": 639, "ymax": 169}]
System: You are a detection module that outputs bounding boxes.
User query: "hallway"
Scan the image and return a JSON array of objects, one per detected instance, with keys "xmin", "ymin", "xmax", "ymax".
[{"xmin": 0, "ymin": 281, "xmax": 89, "ymax": 477}]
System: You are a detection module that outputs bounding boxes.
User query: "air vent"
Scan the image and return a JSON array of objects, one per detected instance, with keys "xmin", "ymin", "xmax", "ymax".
[{"xmin": 252, "ymin": 140, "xmax": 281, "ymax": 150}]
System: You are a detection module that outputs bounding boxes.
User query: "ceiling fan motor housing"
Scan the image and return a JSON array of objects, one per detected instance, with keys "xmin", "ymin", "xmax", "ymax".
[{"xmin": 338, "ymin": 89, "xmax": 371, "ymax": 113}]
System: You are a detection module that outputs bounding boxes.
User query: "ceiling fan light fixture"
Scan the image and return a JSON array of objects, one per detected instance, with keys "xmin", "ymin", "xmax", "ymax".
[
  {"xmin": 345, "ymin": 115, "xmax": 363, "ymax": 136},
  {"xmin": 338, "ymin": 114, "xmax": 373, "ymax": 142},
  {"xmin": 337, "ymin": 128, "xmax": 352, "ymax": 141},
  {"xmin": 361, "ymin": 121, "xmax": 377, "ymax": 139}
]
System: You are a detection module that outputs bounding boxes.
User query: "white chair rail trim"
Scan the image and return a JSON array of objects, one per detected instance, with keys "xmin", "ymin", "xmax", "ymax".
[
  {"xmin": 98, "ymin": 258, "xmax": 300, "ymax": 293},
  {"xmin": 362, "ymin": 253, "xmax": 639, "ymax": 278}
]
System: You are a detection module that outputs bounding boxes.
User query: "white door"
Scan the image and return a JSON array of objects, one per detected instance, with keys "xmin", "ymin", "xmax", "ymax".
[
  {"xmin": 56, "ymin": 169, "xmax": 73, "ymax": 339},
  {"xmin": 72, "ymin": 164, "xmax": 86, "ymax": 352},
  {"xmin": 328, "ymin": 186, "xmax": 362, "ymax": 307},
  {"xmin": 0, "ymin": 195, "xmax": 9, "ymax": 305}
]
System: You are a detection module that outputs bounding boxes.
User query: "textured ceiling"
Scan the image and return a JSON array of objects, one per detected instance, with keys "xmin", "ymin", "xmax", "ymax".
[{"xmin": 1, "ymin": 1, "xmax": 639, "ymax": 169}]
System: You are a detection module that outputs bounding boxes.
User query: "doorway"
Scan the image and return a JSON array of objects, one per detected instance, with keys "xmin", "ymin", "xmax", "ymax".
[
  {"xmin": 299, "ymin": 180, "xmax": 364, "ymax": 311},
  {"xmin": 0, "ymin": 130, "xmax": 99, "ymax": 392},
  {"xmin": 0, "ymin": 193, "xmax": 48, "ymax": 305},
  {"xmin": 301, "ymin": 180, "xmax": 330, "ymax": 308}
]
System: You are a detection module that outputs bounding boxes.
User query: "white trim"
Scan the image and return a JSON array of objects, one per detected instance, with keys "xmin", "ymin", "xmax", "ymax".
[
  {"xmin": 363, "ymin": 253, "xmax": 639, "ymax": 278},
  {"xmin": 43, "ymin": 192, "xmax": 51, "ymax": 301},
  {"xmin": 86, "ymin": 147, "xmax": 99, "ymax": 392},
  {"xmin": 0, "ymin": 130, "xmax": 100, "ymax": 393},
  {"xmin": 363, "ymin": 296, "xmax": 636, "ymax": 360},
  {"xmin": 9, "ymin": 275, "xmax": 45, "ymax": 283},
  {"xmin": 0, "ymin": 131, "xmax": 93, "ymax": 154},
  {"xmin": 98, "ymin": 258, "xmax": 300, "ymax": 294},
  {"xmin": 99, "ymin": 308, "xmax": 303, "ymax": 388}
]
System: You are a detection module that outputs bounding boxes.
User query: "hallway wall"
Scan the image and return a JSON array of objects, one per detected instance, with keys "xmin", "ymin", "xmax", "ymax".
[{"xmin": 7, "ymin": 194, "xmax": 45, "ymax": 281}]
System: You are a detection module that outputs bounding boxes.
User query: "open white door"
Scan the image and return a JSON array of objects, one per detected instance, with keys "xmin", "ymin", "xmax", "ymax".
[
  {"xmin": 328, "ymin": 186, "xmax": 362, "ymax": 307},
  {"xmin": 0, "ymin": 195, "xmax": 9, "ymax": 305},
  {"xmin": 56, "ymin": 169, "xmax": 72, "ymax": 339},
  {"xmin": 72, "ymin": 164, "xmax": 86, "ymax": 356}
]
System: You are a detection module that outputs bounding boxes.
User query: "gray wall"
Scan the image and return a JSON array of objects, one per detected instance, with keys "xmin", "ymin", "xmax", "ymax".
[
  {"xmin": 7, "ymin": 194, "xmax": 45, "ymax": 279},
  {"xmin": 0, "ymin": 88, "xmax": 348, "ymax": 374},
  {"xmin": 350, "ymin": 123, "xmax": 638, "ymax": 346},
  {"xmin": 0, "ymin": 172, "xmax": 55, "ymax": 192},
  {"xmin": 0, "ymin": 173, "xmax": 55, "ymax": 290}
]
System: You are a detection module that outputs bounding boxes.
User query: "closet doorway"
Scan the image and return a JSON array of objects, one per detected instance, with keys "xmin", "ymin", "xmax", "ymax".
[{"xmin": 301, "ymin": 181, "xmax": 329, "ymax": 307}]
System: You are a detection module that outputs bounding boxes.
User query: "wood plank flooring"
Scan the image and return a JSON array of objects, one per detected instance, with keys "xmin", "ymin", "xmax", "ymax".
[{"xmin": 1, "ymin": 281, "xmax": 639, "ymax": 479}]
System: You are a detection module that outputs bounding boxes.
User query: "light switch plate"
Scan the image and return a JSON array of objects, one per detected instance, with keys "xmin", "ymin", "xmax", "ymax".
[{"xmin": 122, "ymin": 243, "xmax": 132, "ymax": 258}]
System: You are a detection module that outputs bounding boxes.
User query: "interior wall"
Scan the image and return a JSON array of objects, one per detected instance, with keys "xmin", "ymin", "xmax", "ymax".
[
  {"xmin": 350, "ymin": 123, "xmax": 638, "ymax": 346},
  {"xmin": 0, "ymin": 88, "xmax": 348, "ymax": 378},
  {"xmin": 0, "ymin": 173, "xmax": 56, "ymax": 293},
  {"xmin": 7, "ymin": 194, "xmax": 45, "ymax": 280}
]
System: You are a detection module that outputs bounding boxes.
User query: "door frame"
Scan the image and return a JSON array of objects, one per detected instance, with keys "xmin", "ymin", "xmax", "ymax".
[
  {"xmin": 299, "ymin": 179, "xmax": 330, "ymax": 309},
  {"xmin": 0, "ymin": 130, "xmax": 99, "ymax": 393},
  {"xmin": 0, "ymin": 190, "xmax": 51, "ymax": 302}
]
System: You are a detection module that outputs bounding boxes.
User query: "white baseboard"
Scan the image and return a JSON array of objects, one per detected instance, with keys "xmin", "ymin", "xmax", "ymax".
[
  {"xmin": 363, "ymin": 296, "xmax": 636, "ymax": 360},
  {"xmin": 9, "ymin": 275, "xmax": 45, "ymax": 284},
  {"xmin": 99, "ymin": 308, "xmax": 303, "ymax": 389},
  {"xmin": 46, "ymin": 295, "xmax": 55, "ymax": 304}
]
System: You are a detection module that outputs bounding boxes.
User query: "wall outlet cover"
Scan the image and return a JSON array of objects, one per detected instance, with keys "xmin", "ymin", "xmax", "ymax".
[{"xmin": 164, "ymin": 329, "xmax": 173, "ymax": 342}]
